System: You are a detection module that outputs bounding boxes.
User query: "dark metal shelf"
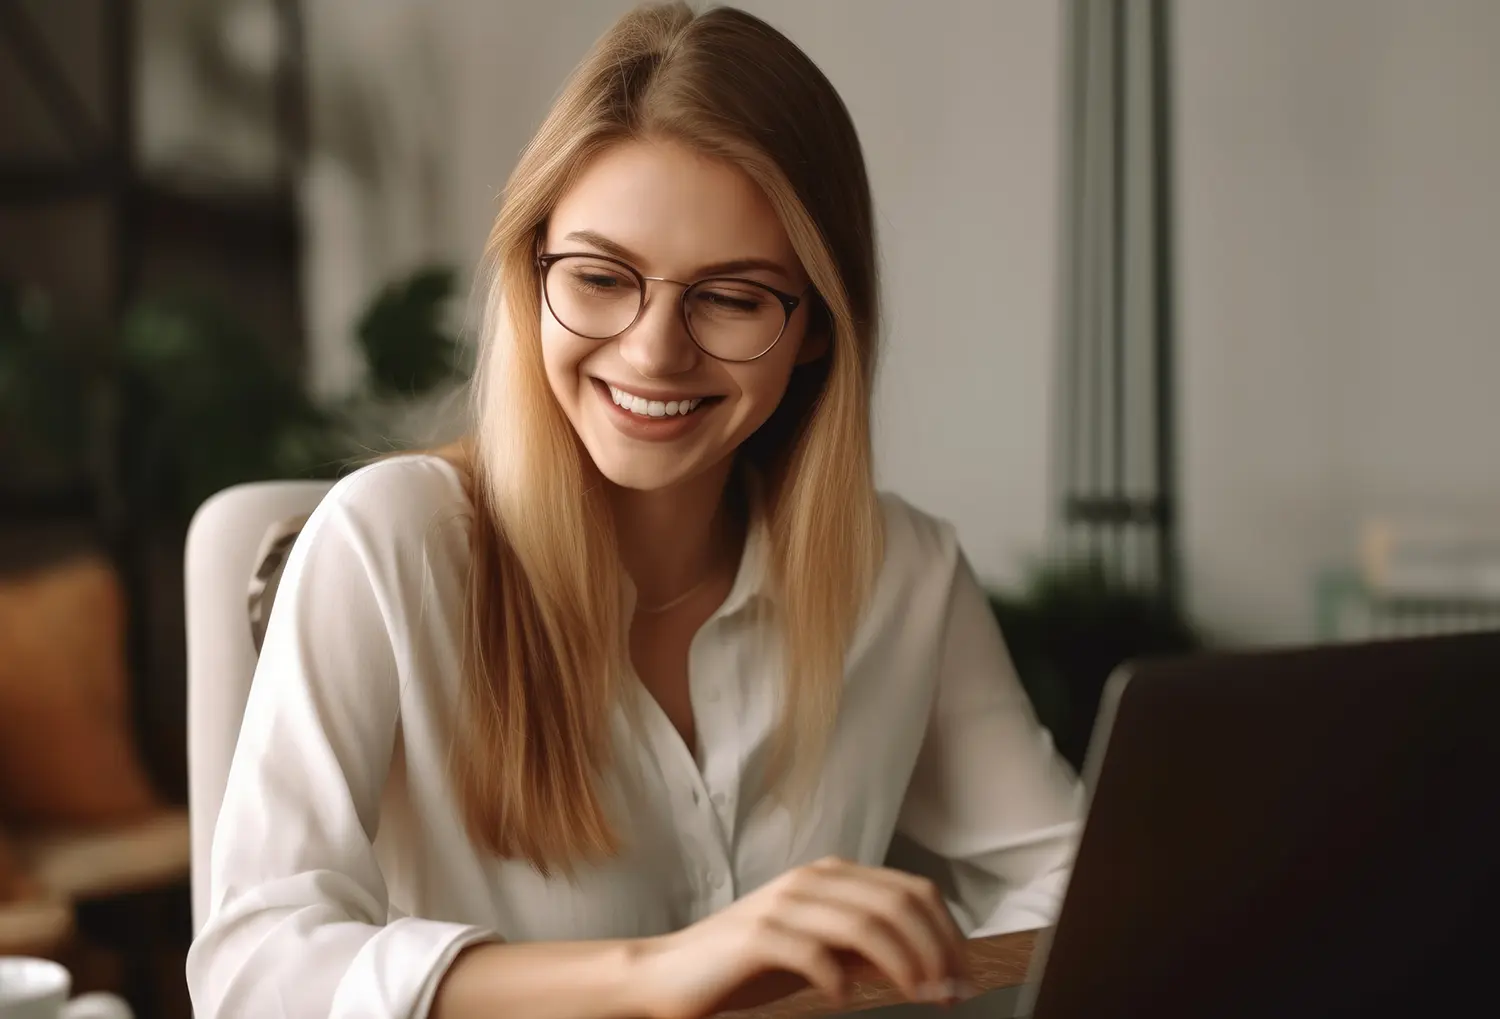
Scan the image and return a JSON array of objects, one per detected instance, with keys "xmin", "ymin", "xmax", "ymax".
[
  {"xmin": 131, "ymin": 177, "xmax": 299, "ymax": 260},
  {"xmin": 0, "ymin": 156, "xmax": 122, "ymax": 203}
]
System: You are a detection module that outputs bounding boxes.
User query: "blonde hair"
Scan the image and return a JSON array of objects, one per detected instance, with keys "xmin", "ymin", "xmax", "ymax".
[{"xmin": 450, "ymin": 1, "xmax": 882, "ymax": 873}]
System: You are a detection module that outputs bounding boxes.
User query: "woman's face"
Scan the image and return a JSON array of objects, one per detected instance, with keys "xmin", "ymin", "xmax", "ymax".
[{"xmin": 540, "ymin": 139, "xmax": 818, "ymax": 492}]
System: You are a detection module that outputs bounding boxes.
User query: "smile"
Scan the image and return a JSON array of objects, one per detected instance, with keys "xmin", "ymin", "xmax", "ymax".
[
  {"xmin": 605, "ymin": 382, "xmax": 714, "ymax": 419},
  {"xmin": 589, "ymin": 379, "xmax": 722, "ymax": 443}
]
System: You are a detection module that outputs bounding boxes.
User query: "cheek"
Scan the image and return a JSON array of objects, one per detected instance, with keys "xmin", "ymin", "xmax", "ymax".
[
  {"xmin": 730, "ymin": 318, "xmax": 812, "ymax": 415},
  {"xmin": 539, "ymin": 321, "xmax": 593, "ymax": 400},
  {"xmin": 726, "ymin": 357, "xmax": 799, "ymax": 427}
]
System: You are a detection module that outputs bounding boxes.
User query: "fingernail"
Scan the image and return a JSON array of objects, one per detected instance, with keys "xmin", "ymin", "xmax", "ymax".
[
  {"xmin": 916, "ymin": 979, "xmax": 980, "ymax": 1004},
  {"xmin": 942, "ymin": 979, "xmax": 981, "ymax": 1003},
  {"xmin": 915, "ymin": 982, "xmax": 948, "ymax": 1003}
]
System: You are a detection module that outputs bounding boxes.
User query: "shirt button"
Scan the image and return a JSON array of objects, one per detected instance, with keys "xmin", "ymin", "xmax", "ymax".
[
  {"xmin": 707, "ymin": 870, "xmax": 726, "ymax": 890},
  {"xmin": 691, "ymin": 789, "xmax": 701, "ymax": 805},
  {"xmin": 711, "ymin": 792, "xmax": 728, "ymax": 809}
]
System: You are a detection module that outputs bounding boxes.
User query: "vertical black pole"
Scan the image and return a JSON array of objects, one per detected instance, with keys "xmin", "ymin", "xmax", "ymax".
[
  {"xmin": 1151, "ymin": 0, "xmax": 1179, "ymax": 604},
  {"xmin": 1086, "ymin": 0, "xmax": 1106, "ymax": 567},
  {"xmin": 1061, "ymin": 0, "xmax": 1090, "ymax": 564},
  {"xmin": 1110, "ymin": 0, "xmax": 1127, "ymax": 581}
]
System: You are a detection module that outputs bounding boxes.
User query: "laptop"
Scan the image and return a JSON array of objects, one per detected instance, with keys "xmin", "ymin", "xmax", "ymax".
[{"xmin": 881, "ymin": 630, "xmax": 1500, "ymax": 1019}]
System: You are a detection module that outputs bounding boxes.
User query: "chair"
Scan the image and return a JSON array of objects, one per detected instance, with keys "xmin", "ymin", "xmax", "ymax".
[{"xmin": 184, "ymin": 480, "xmax": 334, "ymax": 935}]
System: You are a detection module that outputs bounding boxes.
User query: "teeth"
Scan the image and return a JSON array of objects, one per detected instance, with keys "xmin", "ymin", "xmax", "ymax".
[{"xmin": 608, "ymin": 384, "xmax": 704, "ymax": 418}]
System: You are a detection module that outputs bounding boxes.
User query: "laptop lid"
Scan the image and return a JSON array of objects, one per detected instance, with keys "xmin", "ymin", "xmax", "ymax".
[{"xmin": 1021, "ymin": 630, "xmax": 1500, "ymax": 1019}]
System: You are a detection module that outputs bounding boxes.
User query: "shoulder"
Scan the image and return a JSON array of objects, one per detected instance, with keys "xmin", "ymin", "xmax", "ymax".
[
  {"xmin": 315, "ymin": 453, "xmax": 471, "ymax": 537},
  {"xmin": 876, "ymin": 490, "xmax": 961, "ymax": 582},
  {"xmin": 296, "ymin": 454, "xmax": 473, "ymax": 583},
  {"xmin": 845, "ymin": 492, "xmax": 968, "ymax": 664},
  {"xmin": 864, "ymin": 491, "xmax": 964, "ymax": 620}
]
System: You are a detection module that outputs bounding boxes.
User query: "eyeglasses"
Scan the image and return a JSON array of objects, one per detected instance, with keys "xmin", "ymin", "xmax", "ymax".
[{"xmin": 537, "ymin": 251, "xmax": 811, "ymax": 363}]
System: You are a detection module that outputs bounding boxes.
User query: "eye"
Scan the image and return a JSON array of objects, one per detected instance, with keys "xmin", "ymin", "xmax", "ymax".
[
  {"xmin": 563, "ymin": 261, "xmax": 638, "ymax": 299},
  {"xmin": 693, "ymin": 287, "xmax": 768, "ymax": 314}
]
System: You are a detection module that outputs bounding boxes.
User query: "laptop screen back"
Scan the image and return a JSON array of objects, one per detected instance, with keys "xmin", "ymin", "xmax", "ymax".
[{"xmin": 1026, "ymin": 631, "xmax": 1500, "ymax": 1019}]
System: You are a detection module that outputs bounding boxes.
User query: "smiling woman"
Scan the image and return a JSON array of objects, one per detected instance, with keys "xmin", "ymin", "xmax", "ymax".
[{"xmin": 186, "ymin": 5, "xmax": 1082, "ymax": 1019}]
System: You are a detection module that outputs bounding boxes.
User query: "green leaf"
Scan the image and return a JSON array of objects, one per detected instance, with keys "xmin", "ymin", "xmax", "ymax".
[{"xmin": 355, "ymin": 265, "xmax": 467, "ymax": 398}]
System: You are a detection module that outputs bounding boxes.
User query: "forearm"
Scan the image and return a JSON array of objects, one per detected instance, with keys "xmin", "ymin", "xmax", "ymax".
[{"xmin": 431, "ymin": 938, "xmax": 653, "ymax": 1019}]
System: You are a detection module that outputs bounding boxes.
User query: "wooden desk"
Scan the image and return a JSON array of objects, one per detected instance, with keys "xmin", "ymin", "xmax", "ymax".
[{"xmin": 716, "ymin": 930, "xmax": 1038, "ymax": 1018}]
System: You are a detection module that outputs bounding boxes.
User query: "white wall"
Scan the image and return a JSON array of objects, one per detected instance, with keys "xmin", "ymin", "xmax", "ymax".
[
  {"xmin": 302, "ymin": 0, "xmax": 1061, "ymax": 589},
  {"xmin": 1176, "ymin": 0, "xmax": 1500, "ymax": 642}
]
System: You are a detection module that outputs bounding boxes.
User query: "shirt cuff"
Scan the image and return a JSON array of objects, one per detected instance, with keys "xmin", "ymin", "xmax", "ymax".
[{"xmin": 333, "ymin": 918, "xmax": 502, "ymax": 1019}]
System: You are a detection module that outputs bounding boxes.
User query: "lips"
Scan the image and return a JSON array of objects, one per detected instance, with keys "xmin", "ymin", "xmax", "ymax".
[{"xmin": 589, "ymin": 378, "xmax": 723, "ymax": 441}]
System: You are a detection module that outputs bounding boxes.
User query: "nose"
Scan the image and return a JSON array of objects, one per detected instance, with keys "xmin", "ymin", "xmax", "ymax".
[{"xmin": 616, "ymin": 285, "xmax": 700, "ymax": 379}]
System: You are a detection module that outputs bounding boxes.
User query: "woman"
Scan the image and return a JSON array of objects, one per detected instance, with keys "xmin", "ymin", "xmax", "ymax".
[{"xmin": 187, "ymin": 4, "xmax": 1081, "ymax": 1017}]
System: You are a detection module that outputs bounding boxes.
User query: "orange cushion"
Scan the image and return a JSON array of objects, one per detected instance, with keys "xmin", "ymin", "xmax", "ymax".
[
  {"xmin": 0, "ymin": 557, "xmax": 159, "ymax": 825},
  {"xmin": 0, "ymin": 830, "xmax": 21, "ymax": 902}
]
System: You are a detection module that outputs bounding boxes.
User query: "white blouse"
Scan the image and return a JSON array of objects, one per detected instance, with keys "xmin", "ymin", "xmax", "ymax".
[{"xmin": 186, "ymin": 455, "xmax": 1082, "ymax": 1019}]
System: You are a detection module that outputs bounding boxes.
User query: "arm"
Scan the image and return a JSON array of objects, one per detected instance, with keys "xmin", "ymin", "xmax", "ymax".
[
  {"xmin": 895, "ymin": 549, "xmax": 1085, "ymax": 937},
  {"xmin": 185, "ymin": 474, "xmax": 492, "ymax": 1017},
  {"xmin": 185, "ymin": 471, "xmax": 653, "ymax": 1019}
]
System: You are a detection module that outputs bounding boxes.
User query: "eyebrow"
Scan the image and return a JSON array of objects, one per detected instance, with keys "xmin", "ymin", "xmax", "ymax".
[{"xmin": 561, "ymin": 229, "xmax": 794, "ymax": 281}]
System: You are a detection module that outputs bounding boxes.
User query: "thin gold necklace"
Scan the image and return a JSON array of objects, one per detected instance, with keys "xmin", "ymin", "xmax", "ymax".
[
  {"xmin": 633, "ymin": 494, "xmax": 742, "ymax": 615},
  {"xmin": 634, "ymin": 545, "xmax": 728, "ymax": 614},
  {"xmin": 635, "ymin": 574, "xmax": 714, "ymax": 615}
]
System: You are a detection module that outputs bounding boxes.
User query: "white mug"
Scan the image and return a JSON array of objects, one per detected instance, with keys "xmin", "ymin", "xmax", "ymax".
[{"xmin": 0, "ymin": 958, "xmax": 132, "ymax": 1019}]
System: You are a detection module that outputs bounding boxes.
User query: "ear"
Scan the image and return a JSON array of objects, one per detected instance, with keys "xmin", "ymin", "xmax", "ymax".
[{"xmin": 794, "ymin": 300, "xmax": 831, "ymax": 365}]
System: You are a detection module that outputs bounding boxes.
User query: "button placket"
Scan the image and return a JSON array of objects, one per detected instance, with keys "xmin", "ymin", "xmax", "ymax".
[{"xmin": 685, "ymin": 615, "xmax": 746, "ymax": 907}]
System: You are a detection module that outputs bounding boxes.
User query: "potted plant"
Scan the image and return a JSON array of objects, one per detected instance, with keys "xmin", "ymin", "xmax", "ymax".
[{"xmin": 989, "ymin": 557, "xmax": 1202, "ymax": 771}]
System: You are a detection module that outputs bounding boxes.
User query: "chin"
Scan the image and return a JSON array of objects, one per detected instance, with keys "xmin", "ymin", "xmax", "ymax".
[
  {"xmin": 581, "ymin": 437, "xmax": 710, "ymax": 492},
  {"xmin": 592, "ymin": 460, "xmax": 689, "ymax": 492}
]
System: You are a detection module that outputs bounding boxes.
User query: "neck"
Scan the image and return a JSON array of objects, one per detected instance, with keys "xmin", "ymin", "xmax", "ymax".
[{"xmin": 606, "ymin": 458, "xmax": 741, "ymax": 606}]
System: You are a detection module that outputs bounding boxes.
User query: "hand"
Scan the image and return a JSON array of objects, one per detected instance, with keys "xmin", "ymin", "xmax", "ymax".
[{"xmin": 632, "ymin": 856, "xmax": 975, "ymax": 1019}]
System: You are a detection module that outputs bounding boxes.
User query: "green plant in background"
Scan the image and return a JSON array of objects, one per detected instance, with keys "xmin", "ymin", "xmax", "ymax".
[
  {"xmin": 356, "ymin": 266, "xmax": 469, "ymax": 398},
  {"xmin": 2, "ymin": 266, "xmax": 468, "ymax": 524},
  {"xmin": 989, "ymin": 556, "xmax": 1202, "ymax": 772},
  {"xmin": 1, "ymin": 283, "xmax": 93, "ymax": 489},
  {"xmin": 117, "ymin": 294, "xmax": 340, "ymax": 519}
]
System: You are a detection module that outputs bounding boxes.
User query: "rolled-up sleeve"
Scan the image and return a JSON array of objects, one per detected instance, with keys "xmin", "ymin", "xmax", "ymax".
[
  {"xmin": 186, "ymin": 475, "xmax": 496, "ymax": 1018},
  {"xmin": 895, "ymin": 548, "xmax": 1085, "ymax": 937}
]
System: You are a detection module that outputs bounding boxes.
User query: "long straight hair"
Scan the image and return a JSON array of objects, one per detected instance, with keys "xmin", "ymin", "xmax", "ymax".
[{"xmin": 450, "ymin": 1, "xmax": 883, "ymax": 874}]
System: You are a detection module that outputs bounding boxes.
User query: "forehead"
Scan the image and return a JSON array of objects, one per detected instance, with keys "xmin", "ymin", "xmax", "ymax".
[{"xmin": 546, "ymin": 139, "xmax": 796, "ymax": 275}]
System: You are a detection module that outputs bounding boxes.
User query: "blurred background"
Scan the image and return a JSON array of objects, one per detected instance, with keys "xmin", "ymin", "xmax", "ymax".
[{"xmin": 2, "ymin": 1, "xmax": 1498, "ymax": 1015}]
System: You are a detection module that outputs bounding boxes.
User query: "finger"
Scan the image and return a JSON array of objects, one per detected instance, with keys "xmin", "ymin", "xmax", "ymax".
[
  {"xmin": 810, "ymin": 859, "xmax": 961, "ymax": 949},
  {"xmin": 780, "ymin": 895, "xmax": 924, "ymax": 1002},
  {"xmin": 753, "ymin": 917, "xmax": 847, "ymax": 1007},
  {"xmin": 843, "ymin": 865, "xmax": 968, "ymax": 973},
  {"xmin": 808, "ymin": 866, "xmax": 958, "ymax": 986},
  {"xmin": 862, "ymin": 867, "xmax": 971, "ymax": 977}
]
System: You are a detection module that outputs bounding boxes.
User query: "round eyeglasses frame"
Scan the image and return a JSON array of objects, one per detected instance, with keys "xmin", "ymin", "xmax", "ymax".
[{"xmin": 537, "ymin": 251, "xmax": 813, "ymax": 363}]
